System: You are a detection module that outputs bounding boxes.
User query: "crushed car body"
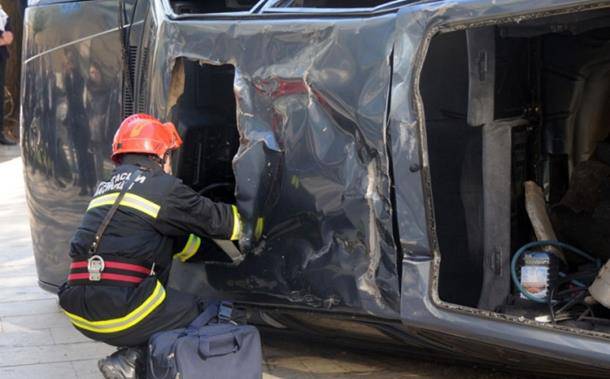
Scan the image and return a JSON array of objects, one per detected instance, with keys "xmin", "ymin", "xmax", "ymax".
[{"xmin": 21, "ymin": 0, "xmax": 610, "ymax": 376}]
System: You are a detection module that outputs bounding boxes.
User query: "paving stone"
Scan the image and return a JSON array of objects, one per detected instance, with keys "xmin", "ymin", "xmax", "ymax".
[
  {"xmin": 0, "ymin": 285, "xmax": 57, "ymax": 303},
  {"xmin": 0, "ymin": 255, "xmax": 35, "ymax": 268},
  {"xmin": 0, "ymin": 274, "xmax": 38, "ymax": 288},
  {"xmin": 0, "ymin": 342, "xmax": 114, "ymax": 367},
  {"xmin": 1, "ymin": 312, "xmax": 71, "ymax": 332},
  {"xmin": 0, "ymin": 362, "xmax": 77, "ymax": 379},
  {"xmin": 0, "ymin": 241, "xmax": 37, "ymax": 261},
  {"xmin": 0, "ymin": 298, "xmax": 59, "ymax": 317},
  {"xmin": 71, "ymin": 359, "xmax": 105, "ymax": 379},
  {"xmin": 51, "ymin": 326, "xmax": 93, "ymax": 345},
  {"xmin": 0, "ymin": 263, "xmax": 37, "ymax": 276},
  {"xmin": 0, "ymin": 329, "xmax": 54, "ymax": 347}
]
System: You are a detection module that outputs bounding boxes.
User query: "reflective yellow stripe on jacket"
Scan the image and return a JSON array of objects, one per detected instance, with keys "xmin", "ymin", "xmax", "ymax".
[
  {"xmin": 230, "ymin": 205, "xmax": 242, "ymax": 241},
  {"xmin": 174, "ymin": 234, "xmax": 201, "ymax": 262},
  {"xmin": 87, "ymin": 192, "xmax": 161, "ymax": 219},
  {"xmin": 63, "ymin": 280, "xmax": 166, "ymax": 334}
]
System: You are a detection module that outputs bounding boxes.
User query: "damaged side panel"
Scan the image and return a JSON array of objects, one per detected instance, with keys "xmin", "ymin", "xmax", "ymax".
[{"xmin": 153, "ymin": 15, "xmax": 401, "ymax": 317}]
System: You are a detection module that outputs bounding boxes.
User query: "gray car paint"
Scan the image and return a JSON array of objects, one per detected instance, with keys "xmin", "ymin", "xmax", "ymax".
[{"xmin": 20, "ymin": 0, "xmax": 610, "ymax": 375}]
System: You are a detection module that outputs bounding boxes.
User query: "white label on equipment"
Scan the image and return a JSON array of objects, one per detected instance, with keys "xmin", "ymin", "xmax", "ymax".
[{"xmin": 520, "ymin": 265, "xmax": 548, "ymax": 299}]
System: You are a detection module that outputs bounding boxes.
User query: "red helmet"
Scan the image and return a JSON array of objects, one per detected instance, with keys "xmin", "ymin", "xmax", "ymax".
[{"xmin": 111, "ymin": 114, "xmax": 183, "ymax": 163}]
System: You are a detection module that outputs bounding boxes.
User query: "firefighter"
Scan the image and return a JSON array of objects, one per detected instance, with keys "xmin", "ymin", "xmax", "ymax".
[{"xmin": 58, "ymin": 114, "xmax": 245, "ymax": 379}]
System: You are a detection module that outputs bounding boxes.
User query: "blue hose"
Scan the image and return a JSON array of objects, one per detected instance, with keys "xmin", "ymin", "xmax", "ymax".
[{"xmin": 510, "ymin": 240, "xmax": 600, "ymax": 303}]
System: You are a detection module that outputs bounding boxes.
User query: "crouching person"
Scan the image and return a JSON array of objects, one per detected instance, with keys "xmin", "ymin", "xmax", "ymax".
[{"xmin": 58, "ymin": 114, "xmax": 243, "ymax": 379}]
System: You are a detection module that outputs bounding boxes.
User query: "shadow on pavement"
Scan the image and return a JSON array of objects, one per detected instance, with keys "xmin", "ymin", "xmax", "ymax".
[{"xmin": 260, "ymin": 332, "xmax": 551, "ymax": 379}]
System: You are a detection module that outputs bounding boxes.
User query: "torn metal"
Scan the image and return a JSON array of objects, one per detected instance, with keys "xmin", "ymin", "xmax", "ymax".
[{"xmin": 150, "ymin": 10, "xmax": 401, "ymax": 316}]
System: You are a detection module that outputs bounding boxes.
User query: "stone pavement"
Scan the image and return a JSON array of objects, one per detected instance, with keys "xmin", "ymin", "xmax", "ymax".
[
  {"xmin": 0, "ymin": 145, "xmax": 115, "ymax": 378},
  {"xmin": 0, "ymin": 145, "xmax": 529, "ymax": 379}
]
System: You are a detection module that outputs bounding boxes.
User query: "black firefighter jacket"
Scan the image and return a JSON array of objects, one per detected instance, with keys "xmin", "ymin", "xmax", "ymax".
[{"xmin": 58, "ymin": 155, "xmax": 240, "ymax": 340}]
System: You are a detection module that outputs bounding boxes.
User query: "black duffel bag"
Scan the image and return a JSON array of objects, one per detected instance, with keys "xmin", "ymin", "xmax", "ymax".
[{"xmin": 147, "ymin": 301, "xmax": 262, "ymax": 379}]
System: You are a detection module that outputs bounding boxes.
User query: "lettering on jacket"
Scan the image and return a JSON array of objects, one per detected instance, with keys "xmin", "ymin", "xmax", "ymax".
[{"xmin": 93, "ymin": 172, "xmax": 147, "ymax": 197}]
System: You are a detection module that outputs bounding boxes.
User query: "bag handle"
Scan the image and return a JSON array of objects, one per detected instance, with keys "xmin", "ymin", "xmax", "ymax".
[
  {"xmin": 198, "ymin": 333, "xmax": 242, "ymax": 358},
  {"xmin": 187, "ymin": 301, "xmax": 234, "ymax": 330},
  {"xmin": 89, "ymin": 168, "xmax": 143, "ymax": 256}
]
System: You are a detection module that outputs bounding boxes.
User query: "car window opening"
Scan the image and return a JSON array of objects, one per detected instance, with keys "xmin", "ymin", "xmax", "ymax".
[
  {"xmin": 421, "ymin": 8, "xmax": 610, "ymax": 334},
  {"xmin": 170, "ymin": 0, "xmax": 259, "ymax": 14},
  {"xmin": 273, "ymin": 0, "xmax": 395, "ymax": 8},
  {"xmin": 170, "ymin": 59, "xmax": 239, "ymax": 264}
]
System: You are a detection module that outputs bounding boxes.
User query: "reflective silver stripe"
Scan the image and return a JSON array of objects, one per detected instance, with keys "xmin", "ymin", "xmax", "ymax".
[
  {"xmin": 174, "ymin": 234, "xmax": 201, "ymax": 262},
  {"xmin": 63, "ymin": 280, "xmax": 166, "ymax": 333},
  {"xmin": 121, "ymin": 193, "xmax": 160, "ymax": 218},
  {"xmin": 87, "ymin": 193, "xmax": 119, "ymax": 210},
  {"xmin": 87, "ymin": 192, "xmax": 160, "ymax": 219}
]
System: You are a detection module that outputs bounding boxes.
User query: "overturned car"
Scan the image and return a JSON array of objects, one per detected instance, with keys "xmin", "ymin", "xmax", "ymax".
[{"xmin": 21, "ymin": 0, "xmax": 610, "ymax": 376}]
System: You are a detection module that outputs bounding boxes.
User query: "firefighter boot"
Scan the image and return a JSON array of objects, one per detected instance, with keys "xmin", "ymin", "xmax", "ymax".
[{"xmin": 98, "ymin": 347, "xmax": 145, "ymax": 379}]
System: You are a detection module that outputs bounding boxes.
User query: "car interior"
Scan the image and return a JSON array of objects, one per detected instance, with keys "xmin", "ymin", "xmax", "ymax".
[{"xmin": 422, "ymin": 8, "xmax": 610, "ymax": 334}]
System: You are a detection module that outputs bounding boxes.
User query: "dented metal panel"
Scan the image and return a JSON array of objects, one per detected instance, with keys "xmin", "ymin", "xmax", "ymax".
[{"xmin": 149, "ymin": 12, "xmax": 401, "ymax": 317}]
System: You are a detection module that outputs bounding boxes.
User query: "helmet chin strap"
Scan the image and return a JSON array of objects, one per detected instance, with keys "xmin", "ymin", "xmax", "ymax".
[{"xmin": 145, "ymin": 154, "xmax": 163, "ymax": 166}]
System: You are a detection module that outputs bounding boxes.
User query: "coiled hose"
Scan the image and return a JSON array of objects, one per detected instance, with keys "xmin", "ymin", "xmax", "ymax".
[{"xmin": 510, "ymin": 240, "xmax": 600, "ymax": 303}]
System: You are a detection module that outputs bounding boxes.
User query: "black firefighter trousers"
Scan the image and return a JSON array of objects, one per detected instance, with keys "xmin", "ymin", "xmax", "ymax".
[{"xmin": 78, "ymin": 287, "xmax": 200, "ymax": 347}]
